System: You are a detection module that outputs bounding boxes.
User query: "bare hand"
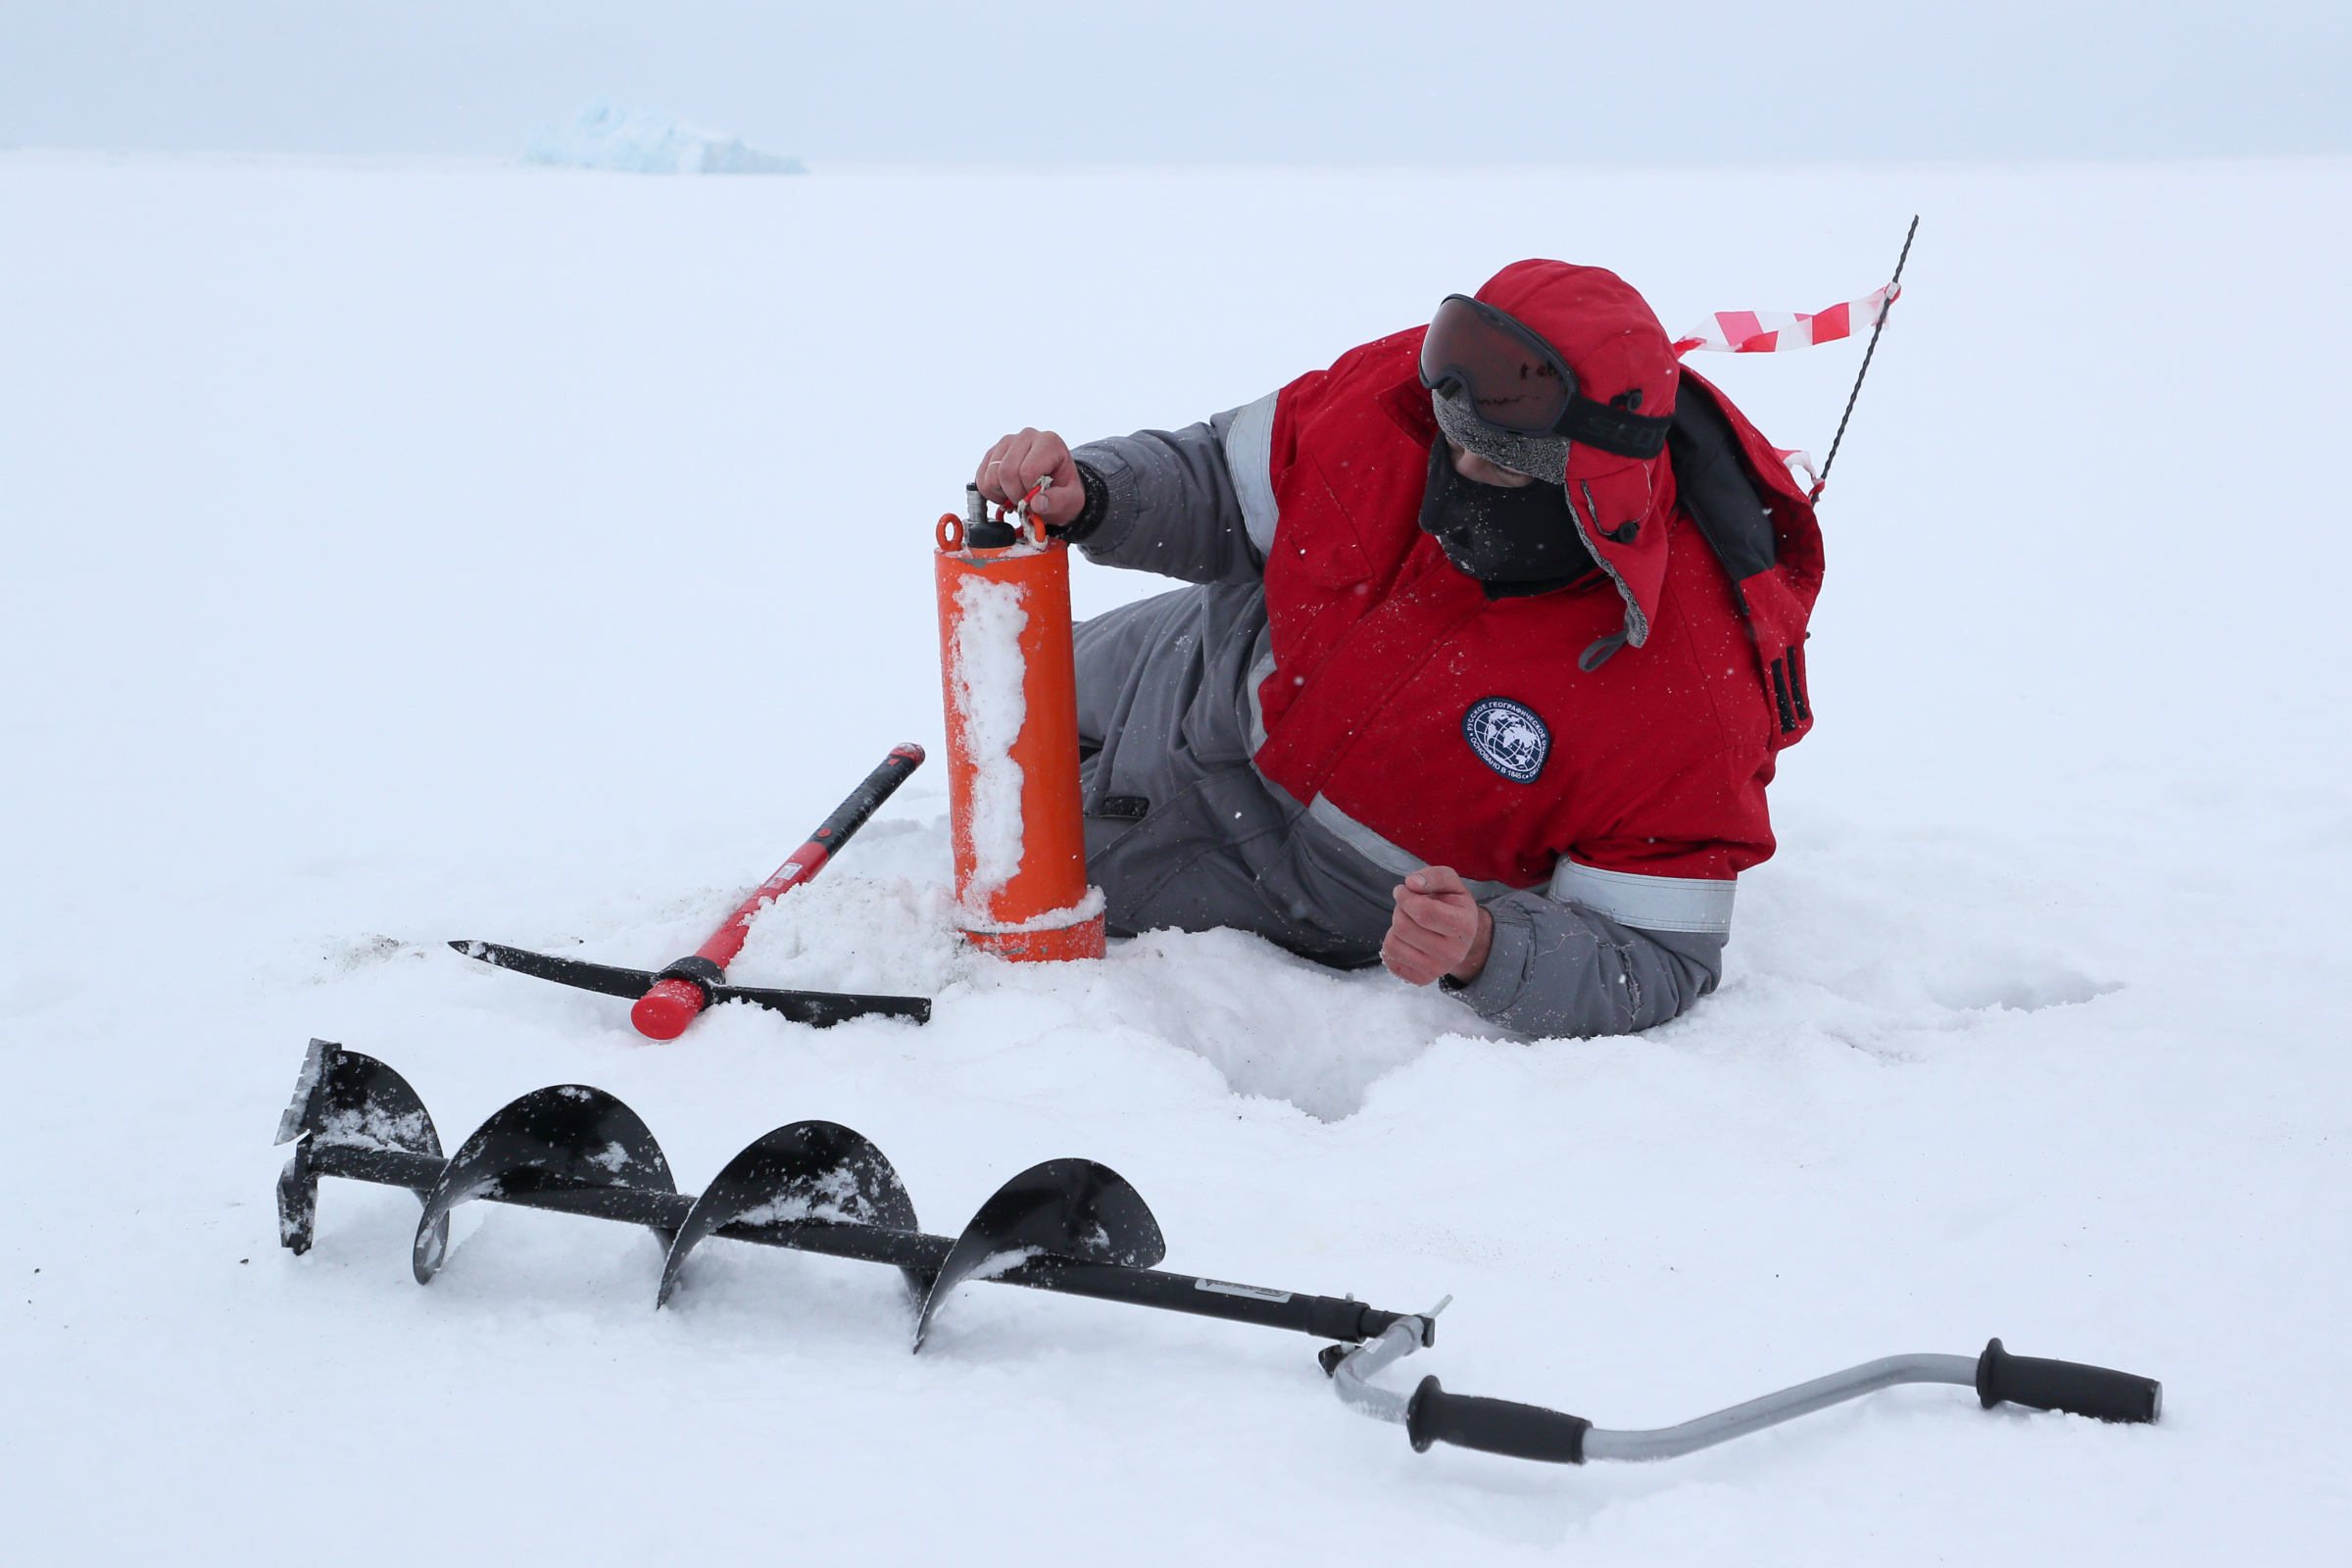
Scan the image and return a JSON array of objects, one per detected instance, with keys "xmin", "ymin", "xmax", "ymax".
[
  {"xmin": 1382, "ymin": 865, "xmax": 1494, "ymax": 987},
  {"xmin": 975, "ymin": 428, "xmax": 1082, "ymax": 522}
]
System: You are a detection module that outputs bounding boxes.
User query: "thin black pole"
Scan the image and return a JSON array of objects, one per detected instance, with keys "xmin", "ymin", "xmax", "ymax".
[{"xmin": 1812, "ymin": 215, "xmax": 1919, "ymax": 502}]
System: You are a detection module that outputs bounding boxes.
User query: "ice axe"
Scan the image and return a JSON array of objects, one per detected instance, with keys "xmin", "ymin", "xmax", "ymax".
[{"xmin": 452, "ymin": 744, "xmax": 933, "ymax": 1037}]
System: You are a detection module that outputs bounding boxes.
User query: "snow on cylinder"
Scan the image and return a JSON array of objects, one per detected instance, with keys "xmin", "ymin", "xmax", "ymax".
[{"xmin": 950, "ymin": 572, "xmax": 1028, "ymax": 913}]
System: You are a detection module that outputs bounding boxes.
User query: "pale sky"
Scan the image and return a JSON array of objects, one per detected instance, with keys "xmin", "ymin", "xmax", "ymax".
[{"xmin": 2, "ymin": 0, "xmax": 2345, "ymax": 165}]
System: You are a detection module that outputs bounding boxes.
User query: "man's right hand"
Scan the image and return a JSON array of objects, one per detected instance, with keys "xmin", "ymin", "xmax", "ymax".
[
  {"xmin": 975, "ymin": 428, "xmax": 1082, "ymax": 522},
  {"xmin": 1383, "ymin": 866, "xmax": 1494, "ymax": 987}
]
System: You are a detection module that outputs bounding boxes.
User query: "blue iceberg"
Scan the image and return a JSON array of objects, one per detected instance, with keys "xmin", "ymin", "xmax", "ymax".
[{"xmin": 526, "ymin": 102, "xmax": 806, "ymax": 175}]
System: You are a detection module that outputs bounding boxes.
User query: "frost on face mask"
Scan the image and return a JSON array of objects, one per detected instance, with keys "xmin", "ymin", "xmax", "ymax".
[{"xmin": 950, "ymin": 573, "xmax": 1030, "ymax": 913}]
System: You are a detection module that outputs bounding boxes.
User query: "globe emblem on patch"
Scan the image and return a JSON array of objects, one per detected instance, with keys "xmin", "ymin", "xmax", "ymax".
[{"xmin": 1462, "ymin": 698, "xmax": 1549, "ymax": 784}]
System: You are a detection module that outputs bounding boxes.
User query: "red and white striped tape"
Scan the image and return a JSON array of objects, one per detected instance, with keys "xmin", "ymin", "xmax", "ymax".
[{"xmin": 1673, "ymin": 283, "xmax": 1897, "ymax": 356}]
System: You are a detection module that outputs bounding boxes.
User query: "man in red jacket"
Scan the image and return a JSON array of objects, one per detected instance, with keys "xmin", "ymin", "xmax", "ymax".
[{"xmin": 975, "ymin": 261, "xmax": 1823, "ymax": 1038}]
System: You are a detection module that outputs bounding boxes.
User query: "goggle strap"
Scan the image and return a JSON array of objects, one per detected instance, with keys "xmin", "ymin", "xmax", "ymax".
[{"xmin": 1556, "ymin": 394, "xmax": 1672, "ymax": 461}]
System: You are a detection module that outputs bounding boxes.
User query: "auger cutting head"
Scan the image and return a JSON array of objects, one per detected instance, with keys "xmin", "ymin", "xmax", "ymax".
[
  {"xmin": 272, "ymin": 1043, "xmax": 1405, "ymax": 1344},
  {"xmin": 274, "ymin": 1039, "xmax": 446, "ymax": 1258}
]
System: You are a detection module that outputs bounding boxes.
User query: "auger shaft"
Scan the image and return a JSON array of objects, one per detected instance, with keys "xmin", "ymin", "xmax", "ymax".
[{"xmin": 295, "ymin": 1135, "xmax": 1413, "ymax": 1344}]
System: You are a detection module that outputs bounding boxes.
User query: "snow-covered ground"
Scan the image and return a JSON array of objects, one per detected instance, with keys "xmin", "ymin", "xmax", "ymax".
[{"xmin": 3, "ymin": 151, "xmax": 2346, "ymax": 1563}]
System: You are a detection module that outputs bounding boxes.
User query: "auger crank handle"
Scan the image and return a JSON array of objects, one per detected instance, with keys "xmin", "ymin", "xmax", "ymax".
[
  {"xmin": 1976, "ymin": 1338, "xmax": 2161, "ymax": 1424},
  {"xmin": 1334, "ymin": 1327, "xmax": 2162, "ymax": 1466},
  {"xmin": 1405, "ymin": 1378, "xmax": 1591, "ymax": 1463}
]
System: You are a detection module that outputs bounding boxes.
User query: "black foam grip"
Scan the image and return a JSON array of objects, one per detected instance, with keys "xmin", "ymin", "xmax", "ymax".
[
  {"xmin": 1977, "ymin": 1339, "xmax": 2162, "ymax": 1424},
  {"xmin": 1404, "ymin": 1376, "xmax": 1589, "ymax": 1463}
]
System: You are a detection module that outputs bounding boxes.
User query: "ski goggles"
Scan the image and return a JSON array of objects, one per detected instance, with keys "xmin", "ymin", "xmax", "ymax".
[{"xmin": 1418, "ymin": 294, "xmax": 1673, "ymax": 461}]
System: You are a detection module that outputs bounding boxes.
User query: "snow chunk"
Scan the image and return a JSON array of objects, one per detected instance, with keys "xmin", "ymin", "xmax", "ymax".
[
  {"xmin": 729, "ymin": 860, "xmax": 963, "ymax": 999},
  {"xmin": 968, "ymin": 1247, "xmax": 1043, "ymax": 1281},
  {"xmin": 314, "ymin": 1102, "xmax": 433, "ymax": 1154},
  {"xmin": 525, "ymin": 102, "xmax": 807, "ymax": 175},
  {"xmin": 731, "ymin": 1164, "xmax": 872, "ymax": 1228},
  {"xmin": 948, "ymin": 573, "xmax": 1028, "ymax": 913}
]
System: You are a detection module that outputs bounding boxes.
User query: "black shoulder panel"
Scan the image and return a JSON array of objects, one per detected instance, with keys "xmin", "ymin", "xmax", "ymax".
[{"xmin": 1668, "ymin": 380, "xmax": 1777, "ymax": 582}]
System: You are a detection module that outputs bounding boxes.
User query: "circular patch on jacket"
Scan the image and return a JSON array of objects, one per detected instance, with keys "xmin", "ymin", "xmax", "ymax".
[{"xmin": 1462, "ymin": 698, "xmax": 1549, "ymax": 784}]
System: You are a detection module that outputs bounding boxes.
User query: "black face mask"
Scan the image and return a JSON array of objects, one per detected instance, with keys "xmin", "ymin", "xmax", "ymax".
[{"xmin": 1417, "ymin": 443, "xmax": 1598, "ymax": 598}]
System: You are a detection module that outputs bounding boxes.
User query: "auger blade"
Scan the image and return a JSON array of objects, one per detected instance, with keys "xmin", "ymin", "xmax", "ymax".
[
  {"xmin": 659, "ymin": 1122, "xmax": 922, "ymax": 1307},
  {"xmin": 275, "ymin": 1039, "xmax": 445, "ymax": 1256},
  {"xmin": 413, "ymin": 1086, "xmax": 676, "ymax": 1284},
  {"xmin": 913, "ymin": 1158, "xmax": 1166, "ymax": 1352}
]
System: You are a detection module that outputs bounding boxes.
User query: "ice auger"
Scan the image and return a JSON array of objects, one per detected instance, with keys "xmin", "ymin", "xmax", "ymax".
[{"xmin": 274, "ymin": 1041, "xmax": 2163, "ymax": 1467}]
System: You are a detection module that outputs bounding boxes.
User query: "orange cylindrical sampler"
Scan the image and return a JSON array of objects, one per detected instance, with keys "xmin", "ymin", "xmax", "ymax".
[{"xmin": 933, "ymin": 508, "xmax": 1106, "ymax": 961}]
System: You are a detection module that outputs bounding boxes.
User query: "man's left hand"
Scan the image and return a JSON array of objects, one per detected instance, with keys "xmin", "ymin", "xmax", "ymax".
[{"xmin": 1383, "ymin": 866, "xmax": 1494, "ymax": 987}]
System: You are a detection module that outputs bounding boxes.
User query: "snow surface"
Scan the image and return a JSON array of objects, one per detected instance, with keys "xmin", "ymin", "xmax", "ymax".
[
  {"xmin": 1, "ymin": 150, "xmax": 2348, "ymax": 1564},
  {"xmin": 525, "ymin": 100, "xmax": 807, "ymax": 175}
]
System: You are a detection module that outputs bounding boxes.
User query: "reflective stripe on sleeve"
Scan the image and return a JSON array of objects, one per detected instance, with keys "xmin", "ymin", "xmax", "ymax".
[
  {"xmin": 1247, "ymin": 645, "xmax": 1517, "ymax": 899},
  {"xmin": 1304, "ymin": 793, "xmax": 1513, "ymax": 902},
  {"xmin": 1225, "ymin": 391, "xmax": 1281, "ymax": 559},
  {"xmin": 1547, "ymin": 859, "xmax": 1737, "ymax": 935}
]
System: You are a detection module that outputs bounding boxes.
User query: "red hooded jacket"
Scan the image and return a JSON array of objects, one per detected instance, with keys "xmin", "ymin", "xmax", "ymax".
[{"xmin": 1246, "ymin": 264, "xmax": 1823, "ymax": 918}]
